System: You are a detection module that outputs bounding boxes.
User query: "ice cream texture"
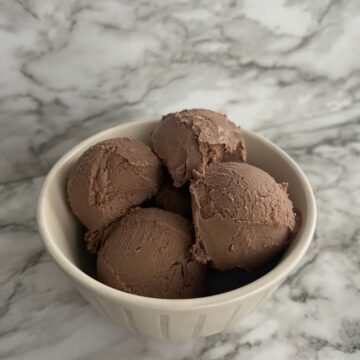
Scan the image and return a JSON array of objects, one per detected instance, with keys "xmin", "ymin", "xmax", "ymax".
[
  {"xmin": 155, "ymin": 182, "xmax": 192, "ymax": 219},
  {"xmin": 190, "ymin": 162, "xmax": 296, "ymax": 271},
  {"xmin": 67, "ymin": 137, "xmax": 163, "ymax": 231},
  {"xmin": 97, "ymin": 208, "xmax": 206, "ymax": 299},
  {"xmin": 151, "ymin": 109, "xmax": 246, "ymax": 187}
]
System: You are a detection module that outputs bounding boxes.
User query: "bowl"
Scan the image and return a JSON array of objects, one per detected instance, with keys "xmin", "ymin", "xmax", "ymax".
[{"xmin": 37, "ymin": 119, "xmax": 316, "ymax": 341}]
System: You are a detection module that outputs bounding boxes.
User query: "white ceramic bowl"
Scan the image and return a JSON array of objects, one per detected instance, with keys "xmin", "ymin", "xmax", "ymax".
[{"xmin": 37, "ymin": 120, "xmax": 316, "ymax": 341}]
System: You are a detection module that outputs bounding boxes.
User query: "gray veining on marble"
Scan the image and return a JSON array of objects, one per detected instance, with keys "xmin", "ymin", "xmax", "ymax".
[{"xmin": 0, "ymin": 0, "xmax": 359, "ymax": 359}]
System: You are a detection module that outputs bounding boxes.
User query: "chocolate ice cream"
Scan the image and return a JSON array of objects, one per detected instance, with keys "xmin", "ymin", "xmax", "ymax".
[
  {"xmin": 190, "ymin": 162, "xmax": 296, "ymax": 271},
  {"xmin": 155, "ymin": 183, "xmax": 192, "ymax": 219},
  {"xmin": 67, "ymin": 138, "xmax": 163, "ymax": 231},
  {"xmin": 151, "ymin": 109, "xmax": 246, "ymax": 187},
  {"xmin": 97, "ymin": 208, "xmax": 206, "ymax": 299},
  {"xmin": 64, "ymin": 107, "xmax": 300, "ymax": 300},
  {"xmin": 84, "ymin": 221, "xmax": 117, "ymax": 253}
]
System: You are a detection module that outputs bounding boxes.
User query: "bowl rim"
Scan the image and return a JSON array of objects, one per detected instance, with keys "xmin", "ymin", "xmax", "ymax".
[{"xmin": 37, "ymin": 119, "xmax": 316, "ymax": 310}]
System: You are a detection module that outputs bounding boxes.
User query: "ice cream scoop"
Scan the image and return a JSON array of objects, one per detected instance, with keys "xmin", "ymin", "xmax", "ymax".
[
  {"xmin": 67, "ymin": 137, "xmax": 163, "ymax": 231},
  {"xmin": 151, "ymin": 109, "xmax": 246, "ymax": 187},
  {"xmin": 97, "ymin": 208, "xmax": 206, "ymax": 299},
  {"xmin": 190, "ymin": 162, "xmax": 296, "ymax": 271}
]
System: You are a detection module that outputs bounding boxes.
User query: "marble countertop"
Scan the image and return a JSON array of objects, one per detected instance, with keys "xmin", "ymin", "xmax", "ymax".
[{"xmin": 1, "ymin": 0, "xmax": 360, "ymax": 359}]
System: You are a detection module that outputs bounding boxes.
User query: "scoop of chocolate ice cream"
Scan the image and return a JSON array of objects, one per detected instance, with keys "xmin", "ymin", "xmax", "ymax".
[
  {"xmin": 190, "ymin": 162, "xmax": 296, "ymax": 271},
  {"xmin": 155, "ymin": 183, "xmax": 192, "ymax": 219},
  {"xmin": 97, "ymin": 208, "xmax": 206, "ymax": 299},
  {"xmin": 67, "ymin": 138, "xmax": 163, "ymax": 231},
  {"xmin": 151, "ymin": 109, "xmax": 246, "ymax": 187}
]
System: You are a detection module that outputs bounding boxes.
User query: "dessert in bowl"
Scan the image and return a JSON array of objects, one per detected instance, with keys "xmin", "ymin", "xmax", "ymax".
[{"xmin": 37, "ymin": 110, "xmax": 316, "ymax": 340}]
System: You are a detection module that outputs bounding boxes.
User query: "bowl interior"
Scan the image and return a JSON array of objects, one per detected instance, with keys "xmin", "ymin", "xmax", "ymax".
[{"xmin": 38, "ymin": 120, "xmax": 315, "ymax": 301}]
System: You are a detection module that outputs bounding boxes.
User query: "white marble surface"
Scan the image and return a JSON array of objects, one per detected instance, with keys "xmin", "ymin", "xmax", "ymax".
[{"xmin": 1, "ymin": 0, "xmax": 360, "ymax": 359}]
